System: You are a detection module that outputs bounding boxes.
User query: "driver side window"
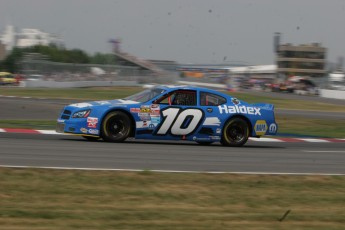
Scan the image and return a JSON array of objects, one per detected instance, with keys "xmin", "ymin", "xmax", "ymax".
[{"xmin": 155, "ymin": 90, "xmax": 197, "ymax": 106}]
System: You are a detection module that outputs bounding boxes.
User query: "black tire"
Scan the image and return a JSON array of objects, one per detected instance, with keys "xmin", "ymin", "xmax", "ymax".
[
  {"xmin": 82, "ymin": 136, "xmax": 100, "ymax": 141},
  {"xmin": 221, "ymin": 118, "xmax": 249, "ymax": 147},
  {"xmin": 101, "ymin": 111, "xmax": 132, "ymax": 142}
]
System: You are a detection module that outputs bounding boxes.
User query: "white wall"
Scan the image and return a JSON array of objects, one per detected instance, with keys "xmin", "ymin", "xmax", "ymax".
[{"xmin": 320, "ymin": 89, "xmax": 345, "ymax": 100}]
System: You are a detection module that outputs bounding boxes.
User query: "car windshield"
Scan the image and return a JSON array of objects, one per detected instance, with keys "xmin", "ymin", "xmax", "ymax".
[{"xmin": 124, "ymin": 87, "xmax": 166, "ymax": 103}]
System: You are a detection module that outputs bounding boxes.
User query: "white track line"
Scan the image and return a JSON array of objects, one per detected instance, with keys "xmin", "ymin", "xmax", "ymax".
[
  {"xmin": 298, "ymin": 138, "xmax": 330, "ymax": 142},
  {"xmin": 249, "ymin": 137, "xmax": 283, "ymax": 142},
  {"xmin": 302, "ymin": 150, "xmax": 345, "ymax": 153},
  {"xmin": 37, "ymin": 130, "xmax": 65, "ymax": 135}
]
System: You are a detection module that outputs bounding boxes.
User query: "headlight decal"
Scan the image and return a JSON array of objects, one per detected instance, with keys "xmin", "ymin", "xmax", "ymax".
[{"xmin": 72, "ymin": 109, "xmax": 91, "ymax": 118}]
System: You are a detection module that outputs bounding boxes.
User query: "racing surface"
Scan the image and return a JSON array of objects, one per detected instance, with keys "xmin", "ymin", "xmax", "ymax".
[
  {"xmin": 1, "ymin": 94, "xmax": 344, "ymax": 175},
  {"xmin": 1, "ymin": 132, "xmax": 344, "ymax": 175}
]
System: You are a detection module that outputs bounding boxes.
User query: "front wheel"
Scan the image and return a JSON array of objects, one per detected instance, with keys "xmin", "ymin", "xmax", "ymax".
[
  {"xmin": 102, "ymin": 111, "xmax": 132, "ymax": 142},
  {"xmin": 221, "ymin": 118, "xmax": 249, "ymax": 147}
]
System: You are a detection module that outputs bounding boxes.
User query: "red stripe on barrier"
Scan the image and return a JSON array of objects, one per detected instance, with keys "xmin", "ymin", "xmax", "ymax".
[{"xmin": 3, "ymin": 128, "xmax": 40, "ymax": 134}]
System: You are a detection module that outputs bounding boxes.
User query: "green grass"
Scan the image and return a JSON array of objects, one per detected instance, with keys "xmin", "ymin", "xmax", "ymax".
[
  {"xmin": 276, "ymin": 115, "xmax": 345, "ymax": 138},
  {"xmin": 0, "ymin": 120, "xmax": 55, "ymax": 130},
  {"xmin": 0, "ymin": 168, "xmax": 344, "ymax": 229},
  {"xmin": 1, "ymin": 86, "xmax": 345, "ymax": 112},
  {"xmin": 0, "ymin": 87, "xmax": 141, "ymax": 100}
]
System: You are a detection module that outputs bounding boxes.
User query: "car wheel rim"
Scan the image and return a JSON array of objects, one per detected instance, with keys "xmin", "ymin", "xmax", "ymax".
[
  {"xmin": 108, "ymin": 117, "xmax": 125, "ymax": 138},
  {"xmin": 226, "ymin": 123, "xmax": 245, "ymax": 143}
]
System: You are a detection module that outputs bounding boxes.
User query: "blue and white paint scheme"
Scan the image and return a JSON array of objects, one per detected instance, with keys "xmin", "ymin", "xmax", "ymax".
[{"xmin": 56, "ymin": 85, "xmax": 278, "ymax": 146}]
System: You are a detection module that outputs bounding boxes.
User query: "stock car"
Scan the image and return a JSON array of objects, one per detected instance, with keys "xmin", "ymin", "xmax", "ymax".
[{"xmin": 56, "ymin": 85, "xmax": 278, "ymax": 146}]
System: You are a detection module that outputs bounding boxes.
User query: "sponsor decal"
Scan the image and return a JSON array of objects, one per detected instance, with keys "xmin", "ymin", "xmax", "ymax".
[
  {"xmin": 216, "ymin": 128, "xmax": 221, "ymax": 134},
  {"xmin": 70, "ymin": 103, "xmax": 93, "ymax": 108},
  {"xmin": 155, "ymin": 108, "xmax": 204, "ymax": 136},
  {"xmin": 209, "ymin": 136, "xmax": 221, "ymax": 140},
  {"xmin": 193, "ymin": 136, "xmax": 211, "ymax": 141},
  {"xmin": 136, "ymin": 121, "xmax": 154, "ymax": 128},
  {"xmin": 130, "ymin": 108, "xmax": 140, "ymax": 113},
  {"xmin": 203, "ymin": 117, "xmax": 221, "ymax": 126},
  {"xmin": 218, "ymin": 105, "xmax": 261, "ymax": 115},
  {"xmin": 151, "ymin": 104, "xmax": 160, "ymax": 109},
  {"xmin": 151, "ymin": 115, "xmax": 160, "ymax": 124},
  {"xmin": 150, "ymin": 104, "xmax": 160, "ymax": 116},
  {"xmin": 138, "ymin": 113, "xmax": 151, "ymax": 121},
  {"xmin": 138, "ymin": 113, "xmax": 150, "ymax": 117},
  {"xmin": 138, "ymin": 105, "xmax": 152, "ymax": 121},
  {"xmin": 87, "ymin": 117, "xmax": 98, "ymax": 128},
  {"xmin": 143, "ymin": 121, "xmax": 148, "ymax": 127},
  {"xmin": 88, "ymin": 129, "xmax": 99, "ymax": 135},
  {"xmin": 140, "ymin": 105, "xmax": 151, "ymax": 113},
  {"xmin": 80, "ymin": 128, "xmax": 88, "ymax": 133},
  {"xmin": 231, "ymin": 98, "xmax": 240, "ymax": 105},
  {"xmin": 269, "ymin": 123, "xmax": 277, "ymax": 133},
  {"xmin": 254, "ymin": 120, "xmax": 267, "ymax": 136}
]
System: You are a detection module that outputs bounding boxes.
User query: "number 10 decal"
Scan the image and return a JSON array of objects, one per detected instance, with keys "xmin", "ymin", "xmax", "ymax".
[{"xmin": 155, "ymin": 108, "xmax": 204, "ymax": 136}]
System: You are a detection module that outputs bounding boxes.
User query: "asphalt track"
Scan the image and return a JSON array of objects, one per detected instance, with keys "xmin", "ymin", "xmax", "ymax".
[
  {"xmin": 0, "ymin": 94, "xmax": 344, "ymax": 175},
  {"xmin": 1, "ymin": 132, "xmax": 344, "ymax": 175}
]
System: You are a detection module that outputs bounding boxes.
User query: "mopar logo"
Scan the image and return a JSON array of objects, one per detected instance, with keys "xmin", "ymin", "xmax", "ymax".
[
  {"xmin": 269, "ymin": 123, "xmax": 277, "ymax": 133},
  {"xmin": 218, "ymin": 105, "xmax": 261, "ymax": 115}
]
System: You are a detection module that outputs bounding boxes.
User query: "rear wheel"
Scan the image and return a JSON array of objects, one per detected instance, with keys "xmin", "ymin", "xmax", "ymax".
[
  {"xmin": 221, "ymin": 118, "xmax": 249, "ymax": 147},
  {"xmin": 102, "ymin": 111, "xmax": 132, "ymax": 142}
]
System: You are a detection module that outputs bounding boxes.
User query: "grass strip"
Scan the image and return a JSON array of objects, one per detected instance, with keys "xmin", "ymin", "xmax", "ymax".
[
  {"xmin": 0, "ymin": 120, "xmax": 56, "ymax": 130},
  {"xmin": 0, "ymin": 168, "xmax": 344, "ymax": 230},
  {"xmin": 1, "ymin": 87, "xmax": 345, "ymax": 112},
  {"xmin": 0, "ymin": 87, "xmax": 141, "ymax": 100}
]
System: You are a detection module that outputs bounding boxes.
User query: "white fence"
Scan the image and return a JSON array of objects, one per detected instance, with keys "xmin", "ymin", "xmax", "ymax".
[{"xmin": 319, "ymin": 89, "xmax": 345, "ymax": 100}]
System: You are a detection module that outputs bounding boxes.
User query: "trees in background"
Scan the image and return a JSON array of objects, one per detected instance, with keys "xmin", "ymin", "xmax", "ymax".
[{"xmin": 0, "ymin": 44, "xmax": 116, "ymax": 73}]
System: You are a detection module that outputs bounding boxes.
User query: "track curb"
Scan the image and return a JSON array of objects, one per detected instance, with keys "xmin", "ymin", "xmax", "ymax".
[{"xmin": 1, "ymin": 128, "xmax": 344, "ymax": 143}]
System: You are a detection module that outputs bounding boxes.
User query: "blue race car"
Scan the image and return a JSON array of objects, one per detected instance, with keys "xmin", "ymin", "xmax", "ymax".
[{"xmin": 56, "ymin": 85, "xmax": 278, "ymax": 146}]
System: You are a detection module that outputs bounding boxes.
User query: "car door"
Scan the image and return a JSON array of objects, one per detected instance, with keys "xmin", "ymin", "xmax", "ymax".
[
  {"xmin": 155, "ymin": 89, "xmax": 203, "ymax": 139},
  {"xmin": 135, "ymin": 89, "xmax": 204, "ymax": 140},
  {"xmin": 195, "ymin": 91, "xmax": 228, "ymax": 141}
]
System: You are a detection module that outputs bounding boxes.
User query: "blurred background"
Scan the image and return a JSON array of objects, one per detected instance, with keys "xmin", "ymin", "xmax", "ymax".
[{"xmin": 0, "ymin": 0, "xmax": 344, "ymax": 99}]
